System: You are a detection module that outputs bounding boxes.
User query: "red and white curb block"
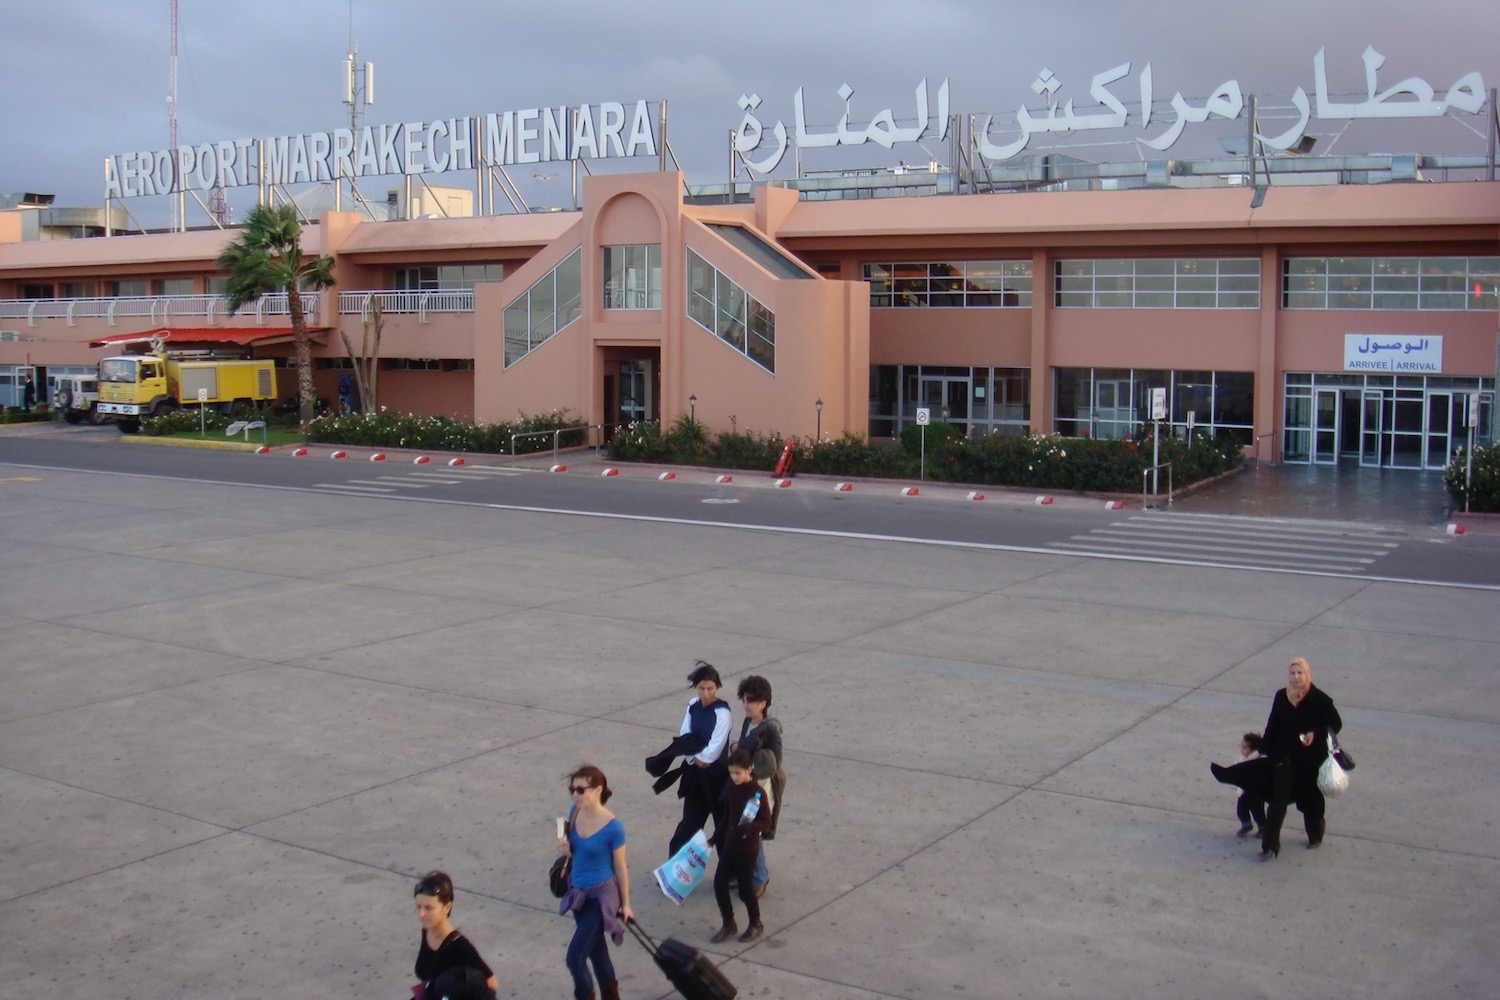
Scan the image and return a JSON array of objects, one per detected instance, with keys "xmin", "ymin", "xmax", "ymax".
[
  {"xmin": 1103, "ymin": 500, "xmax": 1125, "ymax": 509},
  {"xmin": 1446, "ymin": 523, "xmax": 1467, "ymax": 535},
  {"xmin": 658, "ymin": 471, "xmax": 676, "ymax": 481},
  {"xmin": 291, "ymin": 447, "xmax": 308, "ymax": 457},
  {"xmin": 900, "ymin": 486, "xmax": 919, "ymax": 496},
  {"xmin": 835, "ymin": 482, "xmax": 853, "ymax": 492},
  {"xmin": 967, "ymin": 491, "xmax": 986, "ymax": 501},
  {"xmin": 330, "ymin": 450, "xmax": 347, "ymax": 460},
  {"xmin": 716, "ymin": 475, "xmax": 734, "ymax": 484},
  {"xmin": 601, "ymin": 468, "xmax": 619, "ymax": 477},
  {"xmin": 774, "ymin": 478, "xmax": 792, "ymax": 488},
  {"xmin": 448, "ymin": 458, "xmax": 465, "ymax": 467},
  {"xmin": 413, "ymin": 456, "xmax": 430, "ymax": 465},
  {"xmin": 369, "ymin": 453, "xmax": 386, "ymax": 462},
  {"xmin": 255, "ymin": 445, "xmax": 270, "ymax": 454},
  {"xmin": 1034, "ymin": 495, "xmax": 1054, "ymax": 505},
  {"xmin": 550, "ymin": 464, "xmax": 567, "ymax": 473}
]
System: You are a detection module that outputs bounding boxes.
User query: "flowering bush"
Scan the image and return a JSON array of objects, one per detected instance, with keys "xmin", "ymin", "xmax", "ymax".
[
  {"xmin": 306, "ymin": 408, "xmax": 583, "ymax": 453},
  {"xmin": 1445, "ymin": 443, "xmax": 1500, "ymax": 511},
  {"xmin": 609, "ymin": 423, "xmax": 1242, "ymax": 493}
]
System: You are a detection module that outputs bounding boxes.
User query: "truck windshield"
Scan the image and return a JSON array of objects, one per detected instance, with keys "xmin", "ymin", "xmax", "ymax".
[{"xmin": 99, "ymin": 359, "xmax": 138, "ymax": 383}]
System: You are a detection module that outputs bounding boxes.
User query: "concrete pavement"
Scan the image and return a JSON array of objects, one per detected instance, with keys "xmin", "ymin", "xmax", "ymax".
[{"xmin": 1, "ymin": 456, "xmax": 1498, "ymax": 998}]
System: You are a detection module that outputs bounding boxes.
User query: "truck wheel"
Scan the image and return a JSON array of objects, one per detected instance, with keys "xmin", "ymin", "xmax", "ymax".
[
  {"xmin": 117, "ymin": 418, "xmax": 141, "ymax": 434},
  {"xmin": 150, "ymin": 402, "xmax": 177, "ymax": 419},
  {"xmin": 64, "ymin": 410, "xmax": 84, "ymax": 424},
  {"xmin": 88, "ymin": 406, "xmax": 109, "ymax": 426}
]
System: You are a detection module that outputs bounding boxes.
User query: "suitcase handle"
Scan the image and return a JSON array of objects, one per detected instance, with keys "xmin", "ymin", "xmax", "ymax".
[{"xmin": 624, "ymin": 916, "xmax": 660, "ymax": 954}]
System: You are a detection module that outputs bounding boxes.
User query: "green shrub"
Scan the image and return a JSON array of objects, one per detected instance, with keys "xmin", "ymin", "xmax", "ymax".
[
  {"xmin": 1445, "ymin": 442, "xmax": 1500, "ymax": 512},
  {"xmin": 899, "ymin": 420, "xmax": 964, "ymax": 455},
  {"xmin": 604, "ymin": 420, "xmax": 671, "ymax": 462},
  {"xmin": 307, "ymin": 407, "xmax": 583, "ymax": 453}
]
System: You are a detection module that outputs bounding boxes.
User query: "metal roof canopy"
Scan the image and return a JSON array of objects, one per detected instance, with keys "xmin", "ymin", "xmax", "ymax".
[{"xmin": 87, "ymin": 327, "xmax": 326, "ymax": 350}]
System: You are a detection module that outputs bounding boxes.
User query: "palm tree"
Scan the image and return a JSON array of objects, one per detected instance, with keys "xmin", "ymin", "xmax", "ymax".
[{"xmin": 216, "ymin": 203, "xmax": 336, "ymax": 431}]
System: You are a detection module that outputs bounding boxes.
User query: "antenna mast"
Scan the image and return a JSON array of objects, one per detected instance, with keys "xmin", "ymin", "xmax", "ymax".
[
  {"xmin": 169, "ymin": 0, "xmax": 181, "ymax": 230},
  {"xmin": 341, "ymin": 0, "xmax": 374, "ymax": 212}
]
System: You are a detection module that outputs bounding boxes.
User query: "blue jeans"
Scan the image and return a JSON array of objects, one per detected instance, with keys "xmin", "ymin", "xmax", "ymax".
[
  {"xmin": 566, "ymin": 897, "xmax": 615, "ymax": 998},
  {"xmin": 752, "ymin": 842, "xmax": 769, "ymax": 887}
]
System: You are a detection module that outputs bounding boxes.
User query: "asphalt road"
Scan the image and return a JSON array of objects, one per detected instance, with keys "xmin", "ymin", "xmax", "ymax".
[{"xmin": 3, "ymin": 423, "xmax": 1497, "ymax": 589}]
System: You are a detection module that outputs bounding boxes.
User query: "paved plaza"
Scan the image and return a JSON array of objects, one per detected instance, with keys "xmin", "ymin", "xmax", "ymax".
[{"xmin": 1, "ymin": 459, "xmax": 1498, "ymax": 998}]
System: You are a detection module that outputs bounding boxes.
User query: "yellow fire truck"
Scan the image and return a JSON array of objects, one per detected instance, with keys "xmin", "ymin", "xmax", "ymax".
[{"xmin": 97, "ymin": 350, "xmax": 277, "ymax": 433}]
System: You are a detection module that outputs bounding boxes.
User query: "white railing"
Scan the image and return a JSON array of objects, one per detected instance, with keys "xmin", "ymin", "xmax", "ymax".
[
  {"xmin": 0, "ymin": 292, "xmax": 320, "ymax": 327},
  {"xmin": 336, "ymin": 289, "xmax": 475, "ymax": 321}
]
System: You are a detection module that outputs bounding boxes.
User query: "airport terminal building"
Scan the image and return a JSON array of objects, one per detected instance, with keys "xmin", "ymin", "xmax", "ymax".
[{"xmin": 2, "ymin": 112, "xmax": 1497, "ymax": 471}]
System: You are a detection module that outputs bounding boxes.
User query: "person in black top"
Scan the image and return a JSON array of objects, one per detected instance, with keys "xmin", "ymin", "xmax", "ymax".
[
  {"xmin": 708, "ymin": 749, "xmax": 773, "ymax": 944},
  {"xmin": 413, "ymin": 871, "xmax": 497, "ymax": 999},
  {"xmin": 732, "ymin": 674, "xmax": 784, "ymax": 897},
  {"xmin": 1258, "ymin": 658, "xmax": 1342, "ymax": 859}
]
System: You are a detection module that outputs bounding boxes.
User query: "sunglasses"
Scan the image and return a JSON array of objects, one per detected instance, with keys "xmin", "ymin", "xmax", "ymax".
[
  {"xmin": 569, "ymin": 785, "xmax": 592, "ymax": 795},
  {"xmin": 414, "ymin": 880, "xmax": 444, "ymax": 897}
]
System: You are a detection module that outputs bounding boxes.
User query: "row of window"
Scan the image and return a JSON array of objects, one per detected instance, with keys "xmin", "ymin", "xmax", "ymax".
[
  {"xmin": 11, "ymin": 256, "xmax": 1498, "ymax": 315},
  {"xmin": 1282, "ymin": 257, "xmax": 1499, "ymax": 311},
  {"xmin": 863, "ymin": 261, "xmax": 1033, "ymax": 308},
  {"xmin": 862, "ymin": 256, "xmax": 1499, "ymax": 311},
  {"xmin": 503, "ymin": 249, "xmax": 582, "ymax": 368},
  {"xmin": 687, "ymin": 249, "xmax": 775, "ymax": 373}
]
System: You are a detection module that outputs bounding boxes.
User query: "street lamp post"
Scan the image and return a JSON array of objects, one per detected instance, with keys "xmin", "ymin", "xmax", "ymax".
[
  {"xmin": 815, "ymin": 397, "xmax": 823, "ymax": 440},
  {"xmin": 688, "ymin": 394, "xmax": 697, "ymax": 424}
]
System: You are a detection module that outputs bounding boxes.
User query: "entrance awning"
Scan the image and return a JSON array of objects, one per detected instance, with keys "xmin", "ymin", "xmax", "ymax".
[{"xmin": 87, "ymin": 327, "xmax": 327, "ymax": 350}]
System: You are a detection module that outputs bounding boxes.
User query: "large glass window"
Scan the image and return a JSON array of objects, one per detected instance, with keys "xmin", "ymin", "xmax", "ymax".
[
  {"xmin": 864, "ymin": 261, "xmax": 1032, "ymax": 308},
  {"xmin": 869, "ymin": 365, "xmax": 1030, "ymax": 438},
  {"xmin": 394, "ymin": 264, "xmax": 504, "ymax": 291},
  {"xmin": 686, "ymin": 248, "xmax": 774, "ymax": 373},
  {"xmin": 503, "ymin": 249, "xmax": 580, "ymax": 367},
  {"xmin": 1054, "ymin": 258, "xmax": 1259, "ymax": 308},
  {"xmin": 602, "ymin": 244, "xmax": 661, "ymax": 310},
  {"xmin": 1283, "ymin": 256, "xmax": 1499, "ymax": 310},
  {"xmin": 1054, "ymin": 368, "xmax": 1254, "ymax": 444}
]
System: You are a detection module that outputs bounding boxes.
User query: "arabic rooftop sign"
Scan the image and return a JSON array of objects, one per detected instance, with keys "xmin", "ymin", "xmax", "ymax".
[{"xmin": 733, "ymin": 46, "xmax": 1489, "ymax": 172}]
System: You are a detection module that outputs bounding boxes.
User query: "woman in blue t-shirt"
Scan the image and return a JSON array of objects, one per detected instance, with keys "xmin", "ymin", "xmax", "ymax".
[{"xmin": 555, "ymin": 765, "xmax": 633, "ymax": 1000}]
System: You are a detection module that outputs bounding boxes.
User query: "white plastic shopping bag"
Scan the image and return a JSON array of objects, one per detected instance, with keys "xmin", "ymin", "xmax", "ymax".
[{"xmin": 653, "ymin": 829, "xmax": 712, "ymax": 904}]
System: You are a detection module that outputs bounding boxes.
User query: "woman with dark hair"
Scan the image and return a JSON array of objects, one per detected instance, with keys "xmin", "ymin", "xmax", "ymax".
[
  {"xmin": 667, "ymin": 660, "xmax": 734, "ymax": 855},
  {"xmin": 732, "ymin": 674, "xmax": 784, "ymax": 897},
  {"xmin": 1258, "ymin": 657, "xmax": 1342, "ymax": 859},
  {"xmin": 412, "ymin": 870, "xmax": 497, "ymax": 999},
  {"xmin": 556, "ymin": 765, "xmax": 633, "ymax": 1000}
]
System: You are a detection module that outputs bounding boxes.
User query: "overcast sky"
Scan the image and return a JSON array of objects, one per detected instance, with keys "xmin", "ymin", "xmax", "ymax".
[{"xmin": 3, "ymin": 0, "xmax": 1497, "ymax": 223}]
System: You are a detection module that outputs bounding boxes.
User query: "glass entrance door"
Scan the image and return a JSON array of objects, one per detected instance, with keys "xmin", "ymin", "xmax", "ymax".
[
  {"xmin": 1426, "ymin": 392, "xmax": 1452, "ymax": 469},
  {"xmin": 1360, "ymin": 389, "xmax": 1388, "ymax": 467},
  {"xmin": 918, "ymin": 375, "xmax": 970, "ymax": 434},
  {"xmin": 1313, "ymin": 388, "xmax": 1340, "ymax": 465},
  {"xmin": 619, "ymin": 360, "xmax": 650, "ymax": 424}
]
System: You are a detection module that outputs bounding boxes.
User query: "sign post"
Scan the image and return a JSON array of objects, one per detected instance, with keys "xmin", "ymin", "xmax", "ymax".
[
  {"xmin": 1150, "ymin": 388, "xmax": 1167, "ymax": 495},
  {"xmin": 197, "ymin": 387, "xmax": 208, "ymax": 435},
  {"xmin": 916, "ymin": 407, "xmax": 931, "ymax": 481},
  {"xmin": 1466, "ymin": 392, "xmax": 1481, "ymax": 513}
]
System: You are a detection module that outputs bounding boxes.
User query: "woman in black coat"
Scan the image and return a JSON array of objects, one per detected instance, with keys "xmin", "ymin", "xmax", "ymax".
[{"xmin": 1259, "ymin": 657, "xmax": 1342, "ymax": 859}]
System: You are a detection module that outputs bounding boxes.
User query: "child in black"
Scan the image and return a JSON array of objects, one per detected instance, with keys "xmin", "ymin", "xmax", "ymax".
[{"xmin": 709, "ymin": 749, "xmax": 771, "ymax": 944}]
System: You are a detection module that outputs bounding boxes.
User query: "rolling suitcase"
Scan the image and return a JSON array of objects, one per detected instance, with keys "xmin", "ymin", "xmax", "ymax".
[{"xmin": 626, "ymin": 918, "xmax": 737, "ymax": 1000}]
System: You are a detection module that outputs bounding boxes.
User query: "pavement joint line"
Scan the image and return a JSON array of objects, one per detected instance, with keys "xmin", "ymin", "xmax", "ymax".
[
  {"xmin": 4, "ymin": 459, "xmax": 1496, "ymax": 592},
  {"xmin": 1110, "ymin": 519, "xmax": 1405, "ymax": 546},
  {"xmin": 1076, "ymin": 527, "xmax": 1394, "ymax": 554},
  {"xmin": 1059, "ymin": 537, "xmax": 1381, "ymax": 564}
]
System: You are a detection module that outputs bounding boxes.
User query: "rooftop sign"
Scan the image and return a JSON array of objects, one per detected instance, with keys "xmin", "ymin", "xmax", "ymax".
[
  {"xmin": 732, "ymin": 46, "xmax": 1489, "ymax": 172},
  {"xmin": 105, "ymin": 100, "xmax": 659, "ymax": 199}
]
